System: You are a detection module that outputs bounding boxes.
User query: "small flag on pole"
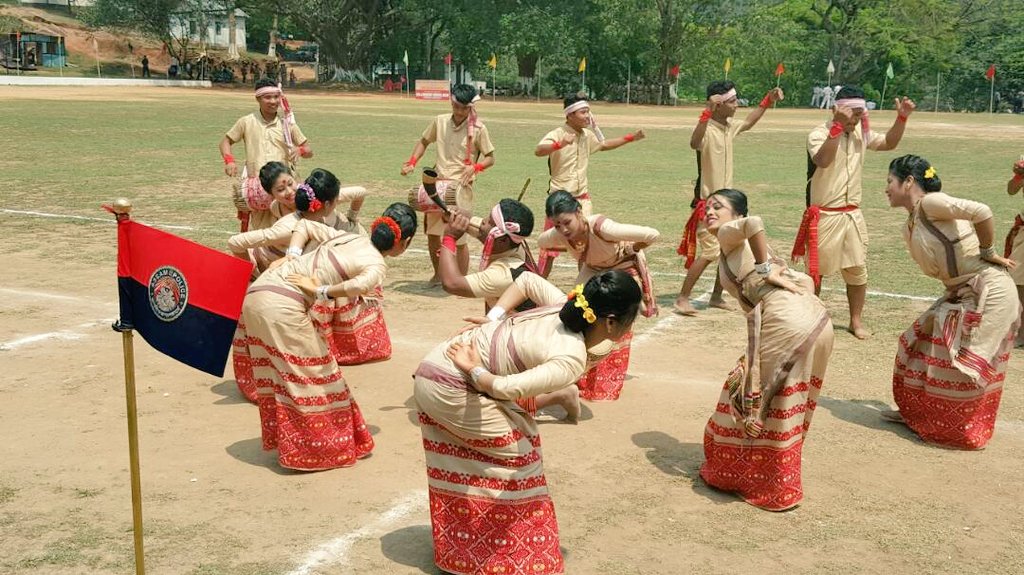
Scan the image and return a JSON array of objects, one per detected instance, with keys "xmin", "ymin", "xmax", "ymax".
[
  {"xmin": 724, "ymin": 58, "xmax": 732, "ymax": 73},
  {"xmin": 402, "ymin": 50, "xmax": 409, "ymax": 66},
  {"xmin": 669, "ymin": 64, "xmax": 680, "ymax": 78},
  {"xmin": 444, "ymin": 52, "xmax": 452, "ymax": 66},
  {"xmin": 985, "ymin": 64, "xmax": 996, "ymax": 80},
  {"xmin": 578, "ymin": 57, "xmax": 586, "ymax": 73},
  {"xmin": 775, "ymin": 62, "xmax": 785, "ymax": 77},
  {"xmin": 111, "ymin": 212, "xmax": 252, "ymax": 376},
  {"xmin": 488, "ymin": 53, "xmax": 497, "ymax": 69},
  {"xmin": 826, "ymin": 59, "xmax": 835, "ymax": 76},
  {"xmin": 885, "ymin": 62, "xmax": 894, "ymax": 79}
]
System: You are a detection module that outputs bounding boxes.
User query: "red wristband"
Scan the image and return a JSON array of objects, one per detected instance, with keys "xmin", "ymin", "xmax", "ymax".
[
  {"xmin": 896, "ymin": 114, "xmax": 908, "ymax": 123},
  {"xmin": 441, "ymin": 235, "xmax": 457, "ymax": 254},
  {"xmin": 759, "ymin": 94, "xmax": 772, "ymax": 109},
  {"xmin": 298, "ymin": 144, "xmax": 310, "ymax": 155},
  {"xmin": 223, "ymin": 153, "xmax": 235, "ymax": 165},
  {"xmin": 828, "ymin": 121, "xmax": 844, "ymax": 139},
  {"xmin": 473, "ymin": 162, "xmax": 486, "ymax": 173},
  {"xmin": 624, "ymin": 133, "xmax": 635, "ymax": 142},
  {"xmin": 551, "ymin": 140, "xmax": 563, "ymax": 151},
  {"xmin": 1013, "ymin": 173, "xmax": 1024, "ymax": 183},
  {"xmin": 405, "ymin": 154, "xmax": 418, "ymax": 167},
  {"xmin": 699, "ymin": 109, "xmax": 712, "ymax": 123}
]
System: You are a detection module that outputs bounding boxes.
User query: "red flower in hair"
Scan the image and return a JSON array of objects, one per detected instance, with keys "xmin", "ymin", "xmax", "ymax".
[
  {"xmin": 372, "ymin": 216, "xmax": 403, "ymax": 241},
  {"xmin": 308, "ymin": 198, "xmax": 323, "ymax": 212}
]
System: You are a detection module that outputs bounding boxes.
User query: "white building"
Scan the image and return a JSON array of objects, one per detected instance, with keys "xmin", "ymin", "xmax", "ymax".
[{"xmin": 168, "ymin": 6, "xmax": 248, "ymax": 53}]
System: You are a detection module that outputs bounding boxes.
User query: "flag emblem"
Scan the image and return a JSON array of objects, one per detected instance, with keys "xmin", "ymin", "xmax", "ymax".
[{"xmin": 148, "ymin": 266, "xmax": 188, "ymax": 322}]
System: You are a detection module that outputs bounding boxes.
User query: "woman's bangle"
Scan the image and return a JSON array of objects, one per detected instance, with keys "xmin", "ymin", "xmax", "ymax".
[
  {"xmin": 286, "ymin": 246, "xmax": 302, "ymax": 258},
  {"xmin": 469, "ymin": 366, "xmax": 488, "ymax": 384},
  {"xmin": 980, "ymin": 246, "xmax": 997, "ymax": 259},
  {"xmin": 754, "ymin": 261, "xmax": 772, "ymax": 276},
  {"xmin": 486, "ymin": 305, "xmax": 507, "ymax": 322},
  {"xmin": 316, "ymin": 284, "xmax": 331, "ymax": 300}
]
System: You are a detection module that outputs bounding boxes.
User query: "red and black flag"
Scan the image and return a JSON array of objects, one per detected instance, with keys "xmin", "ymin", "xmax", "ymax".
[{"xmin": 114, "ymin": 215, "xmax": 253, "ymax": 376}]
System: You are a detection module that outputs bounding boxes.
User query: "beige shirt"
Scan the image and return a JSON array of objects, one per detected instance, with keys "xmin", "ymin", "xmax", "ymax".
[
  {"xmin": 228, "ymin": 210, "xmax": 362, "ymax": 273},
  {"xmin": 904, "ymin": 192, "xmax": 993, "ymax": 285},
  {"xmin": 226, "ymin": 112, "xmax": 308, "ymax": 176},
  {"xmin": 537, "ymin": 215, "xmax": 659, "ymax": 272},
  {"xmin": 539, "ymin": 124, "xmax": 603, "ymax": 196},
  {"xmin": 421, "ymin": 113, "xmax": 496, "ymax": 181},
  {"xmin": 254, "ymin": 220, "xmax": 386, "ymax": 300},
  {"xmin": 699, "ymin": 117, "xmax": 745, "ymax": 199},
  {"xmin": 249, "ymin": 199, "xmax": 292, "ymax": 232},
  {"xmin": 465, "ymin": 248, "xmax": 526, "ymax": 307},
  {"xmin": 807, "ymin": 123, "xmax": 886, "ymax": 208}
]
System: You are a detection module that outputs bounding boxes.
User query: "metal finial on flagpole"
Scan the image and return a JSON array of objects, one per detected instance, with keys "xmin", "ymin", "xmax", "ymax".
[{"xmin": 109, "ymin": 198, "xmax": 146, "ymax": 575}]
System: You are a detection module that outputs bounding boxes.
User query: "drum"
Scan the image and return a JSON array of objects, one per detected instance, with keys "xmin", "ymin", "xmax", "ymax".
[{"xmin": 407, "ymin": 180, "xmax": 458, "ymax": 213}]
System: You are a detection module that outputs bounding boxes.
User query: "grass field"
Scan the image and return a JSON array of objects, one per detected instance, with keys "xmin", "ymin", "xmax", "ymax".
[{"xmin": 2, "ymin": 86, "xmax": 1024, "ymax": 575}]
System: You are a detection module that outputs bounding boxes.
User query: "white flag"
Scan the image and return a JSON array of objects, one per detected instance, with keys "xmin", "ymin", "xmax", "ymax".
[
  {"xmin": 402, "ymin": 50, "xmax": 409, "ymax": 67},
  {"xmin": 826, "ymin": 59, "xmax": 835, "ymax": 75}
]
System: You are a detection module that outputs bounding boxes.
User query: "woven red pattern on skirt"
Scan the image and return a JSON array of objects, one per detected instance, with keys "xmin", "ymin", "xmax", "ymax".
[
  {"xmin": 257, "ymin": 389, "xmax": 374, "ymax": 470},
  {"xmin": 429, "ymin": 488, "xmax": 563, "ymax": 575},
  {"xmin": 699, "ymin": 433, "xmax": 805, "ymax": 511}
]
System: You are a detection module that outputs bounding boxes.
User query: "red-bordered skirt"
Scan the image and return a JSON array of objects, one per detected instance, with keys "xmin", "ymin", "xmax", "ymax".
[
  {"xmin": 413, "ymin": 362, "xmax": 564, "ymax": 575},
  {"xmin": 241, "ymin": 289, "xmax": 374, "ymax": 470},
  {"xmin": 892, "ymin": 268, "xmax": 1019, "ymax": 450}
]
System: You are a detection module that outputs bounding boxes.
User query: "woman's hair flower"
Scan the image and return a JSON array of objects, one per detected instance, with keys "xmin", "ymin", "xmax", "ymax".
[{"xmin": 924, "ymin": 166, "xmax": 936, "ymax": 179}]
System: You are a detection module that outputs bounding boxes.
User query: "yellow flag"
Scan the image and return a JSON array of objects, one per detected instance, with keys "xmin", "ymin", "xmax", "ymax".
[
  {"xmin": 578, "ymin": 57, "xmax": 586, "ymax": 73},
  {"xmin": 488, "ymin": 53, "xmax": 497, "ymax": 69},
  {"xmin": 724, "ymin": 58, "xmax": 731, "ymax": 73}
]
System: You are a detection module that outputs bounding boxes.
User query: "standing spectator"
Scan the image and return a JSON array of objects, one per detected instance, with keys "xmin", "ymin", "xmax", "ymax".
[
  {"xmin": 185, "ymin": 60, "xmax": 193, "ymax": 79},
  {"xmin": 141, "ymin": 55, "xmax": 151, "ymax": 78},
  {"xmin": 289, "ymin": 69, "xmax": 297, "ymax": 88},
  {"xmin": 240, "ymin": 61, "xmax": 248, "ymax": 84}
]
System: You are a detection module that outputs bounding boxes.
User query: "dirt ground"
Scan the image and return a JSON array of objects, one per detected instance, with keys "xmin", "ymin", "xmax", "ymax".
[{"xmin": 1, "ymin": 87, "xmax": 1023, "ymax": 575}]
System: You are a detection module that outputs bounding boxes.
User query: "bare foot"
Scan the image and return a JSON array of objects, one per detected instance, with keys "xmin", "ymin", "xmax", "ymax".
[
  {"xmin": 849, "ymin": 325, "xmax": 871, "ymax": 340},
  {"xmin": 561, "ymin": 385, "xmax": 581, "ymax": 424},
  {"xmin": 428, "ymin": 275, "xmax": 442, "ymax": 286},
  {"xmin": 879, "ymin": 409, "xmax": 905, "ymax": 424},
  {"xmin": 708, "ymin": 297, "xmax": 735, "ymax": 311},
  {"xmin": 673, "ymin": 297, "xmax": 697, "ymax": 316}
]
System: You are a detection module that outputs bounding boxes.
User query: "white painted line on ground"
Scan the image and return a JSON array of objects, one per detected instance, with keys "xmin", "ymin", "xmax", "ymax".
[
  {"xmin": 3, "ymin": 208, "xmax": 936, "ymax": 302},
  {"xmin": 0, "ymin": 208, "xmax": 232, "ymax": 234},
  {"xmin": 632, "ymin": 313, "xmax": 680, "ymax": 347},
  {"xmin": 287, "ymin": 489, "xmax": 427, "ymax": 575},
  {"xmin": 0, "ymin": 319, "xmax": 114, "ymax": 351},
  {"xmin": 0, "ymin": 287, "xmax": 116, "ymax": 306}
]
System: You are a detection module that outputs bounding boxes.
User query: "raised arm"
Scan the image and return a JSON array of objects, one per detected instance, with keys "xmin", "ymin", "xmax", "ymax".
[
  {"xmin": 438, "ymin": 212, "xmax": 476, "ymax": 297},
  {"xmin": 874, "ymin": 97, "xmax": 915, "ymax": 151},
  {"xmin": 535, "ymin": 131, "xmax": 576, "ymax": 157},
  {"xmin": 287, "ymin": 218, "xmax": 345, "ymax": 253},
  {"xmin": 537, "ymin": 226, "xmax": 569, "ymax": 251},
  {"xmin": 595, "ymin": 217, "xmax": 660, "ymax": 251},
  {"xmin": 492, "ymin": 271, "xmax": 567, "ymax": 312},
  {"xmin": 1009, "ymin": 159, "xmax": 1024, "ymax": 195},
  {"xmin": 740, "ymin": 88, "xmax": 784, "ymax": 133}
]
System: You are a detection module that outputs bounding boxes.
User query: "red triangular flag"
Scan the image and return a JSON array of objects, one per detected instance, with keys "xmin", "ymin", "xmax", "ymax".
[
  {"xmin": 775, "ymin": 62, "xmax": 785, "ymax": 77},
  {"xmin": 444, "ymin": 53, "xmax": 452, "ymax": 65},
  {"xmin": 985, "ymin": 64, "xmax": 996, "ymax": 80},
  {"xmin": 670, "ymin": 64, "xmax": 680, "ymax": 77}
]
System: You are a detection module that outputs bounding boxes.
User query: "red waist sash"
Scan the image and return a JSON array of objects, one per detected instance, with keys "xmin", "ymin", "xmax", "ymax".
[
  {"xmin": 791, "ymin": 204, "xmax": 859, "ymax": 289},
  {"xmin": 676, "ymin": 199, "xmax": 706, "ymax": 269}
]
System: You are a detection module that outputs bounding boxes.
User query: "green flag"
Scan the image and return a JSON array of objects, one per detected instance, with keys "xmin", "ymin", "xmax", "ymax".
[{"xmin": 886, "ymin": 62, "xmax": 894, "ymax": 79}]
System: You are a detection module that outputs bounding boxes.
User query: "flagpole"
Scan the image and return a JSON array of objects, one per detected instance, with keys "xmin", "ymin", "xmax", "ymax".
[
  {"xmin": 880, "ymin": 76, "xmax": 888, "ymax": 110},
  {"xmin": 989, "ymin": 74, "xmax": 995, "ymax": 114},
  {"xmin": 94, "ymin": 38, "xmax": 102, "ymax": 78},
  {"xmin": 491, "ymin": 64, "xmax": 495, "ymax": 102},
  {"xmin": 935, "ymin": 71, "xmax": 940, "ymax": 113},
  {"xmin": 626, "ymin": 61, "xmax": 631, "ymax": 106},
  {"xmin": 536, "ymin": 57, "xmax": 540, "ymax": 103},
  {"xmin": 59, "ymin": 36, "xmax": 64, "ymax": 77},
  {"xmin": 110, "ymin": 198, "xmax": 147, "ymax": 575}
]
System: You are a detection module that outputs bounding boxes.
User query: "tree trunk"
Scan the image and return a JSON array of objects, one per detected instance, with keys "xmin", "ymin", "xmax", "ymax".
[
  {"xmin": 227, "ymin": 7, "xmax": 239, "ymax": 60},
  {"xmin": 268, "ymin": 13, "xmax": 278, "ymax": 57}
]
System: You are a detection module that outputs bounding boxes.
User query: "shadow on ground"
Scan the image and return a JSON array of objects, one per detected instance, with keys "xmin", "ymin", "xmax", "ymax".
[
  {"xmin": 631, "ymin": 430, "xmax": 737, "ymax": 505},
  {"xmin": 211, "ymin": 380, "xmax": 250, "ymax": 405}
]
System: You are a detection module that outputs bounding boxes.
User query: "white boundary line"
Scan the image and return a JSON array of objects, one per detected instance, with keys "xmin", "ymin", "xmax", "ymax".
[
  {"xmin": 2, "ymin": 208, "xmax": 935, "ymax": 301},
  {"xmin": 0, "ymin": 319, "xmax": 114, "ymax": 351},
  {"xmin": 286, "ymin": 490, "xmax": 426, "ymax": 575}
]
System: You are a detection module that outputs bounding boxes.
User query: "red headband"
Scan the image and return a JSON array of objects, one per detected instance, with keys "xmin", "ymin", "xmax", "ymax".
[{"xmin": 372, "ymin": 216, "xmax": 403, "ymax": 242}]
